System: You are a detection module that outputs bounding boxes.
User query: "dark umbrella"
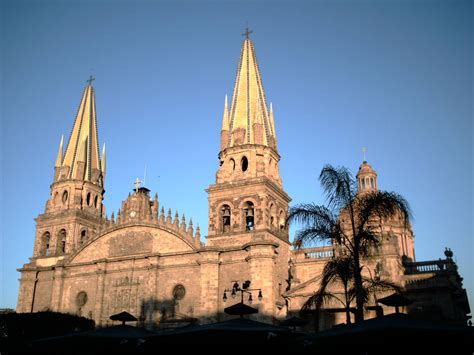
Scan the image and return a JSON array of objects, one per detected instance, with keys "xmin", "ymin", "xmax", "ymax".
[
  {"xmin": 378, "ymin": 293, "xmax": 413, "ymax": 314},
  {"xmin": 224, "ymin": 302, "xmax": 258, "ymax": 318},
  {"xmin": 109, "ymin": 311, "xmax": 138, "ymax": 325}
]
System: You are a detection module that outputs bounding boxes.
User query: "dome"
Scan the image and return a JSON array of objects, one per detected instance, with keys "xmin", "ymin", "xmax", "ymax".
[{"xmin": 357, "ymin": 161, "xmax": 377, "ymax": 176}]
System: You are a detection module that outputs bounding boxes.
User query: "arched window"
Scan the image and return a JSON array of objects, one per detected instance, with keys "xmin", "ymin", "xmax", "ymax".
[
  {"xmin": 370, "ymin": 177, "xmax": 374, "ymax": 189},
  {"xmin": 269, "ymin": 203, "xmax": 276, "ymax": 228},
  {"xmin": 241, "ymin": 156, "xmax": 248, "ymax": 172},
  {"xmin": 80, "ymin": 229, "xmax": 87, "ymax": 245},
  {"xmin": 54, "ymin": 192, "xmax": 58, "ymax": 204},
  {"xmin": 86, "ymin": 192, "xmax": 91, "ymax": 206},
  {"xmin": 230, "ymin": 158, "xmax": 235, "ymax": 171},
  {"xmin": 58, "ymin": 229, "xmax": 67, "ymax": 254},
  {"xmin": 221, "ymin": 205, "xmax": 231, "ymax": 233},
  {"xmin": 62, "ymin": 190, "xmax": 68, "ymax": 204},
  {"xmin": 279, "ymin": 210, "xmax": 286, "ymax": 231},
  {"xmin": 41, "ymin": 232, "xmax": 51, "ymax": 256},
  {"xmin": 94, "ymin": 195, "xmax": 98, "ymax": 208},
  {"xmin": 243, "ymin": 201, "xmax": 255, "ymax": 231},
  {"xmin": 361, "ymin": 178, "xmax": 366, "ymax": 190}
]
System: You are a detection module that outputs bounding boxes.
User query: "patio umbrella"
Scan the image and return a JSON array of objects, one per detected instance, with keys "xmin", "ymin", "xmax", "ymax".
[
  {"xmin": 109, "ymin": 311, "xmax": 138, "ymax": 325},
  {"xmin": 224, "ymin": 302, "xmax": 258, "ymax": 318},
  {"xmin": 378, "ymin": 293, "xmax": 413, "ymax": 314}
]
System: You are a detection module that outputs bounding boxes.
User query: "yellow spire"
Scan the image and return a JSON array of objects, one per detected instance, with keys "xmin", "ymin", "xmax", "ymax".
[
  {"xmin": 54, "ymin": 135, "xmax": 64, "ymax": 168},
  {"xmin": 101, "ymin": 143, "xmax": 106, "ymax": 176},
  {"xmin": 61, "ymin": 78, "xmax": 102, "ymax": 183},
  {"xmin": 269, "ymin": 102, "xmax": 277, "ymax": 143},
  {"xmin": 221, "ymin": 94, "xmax": 229, "ymax": 131},
  {"xmin": 227, "ymin": 37, "xmax": 276, "ymax": 149}
]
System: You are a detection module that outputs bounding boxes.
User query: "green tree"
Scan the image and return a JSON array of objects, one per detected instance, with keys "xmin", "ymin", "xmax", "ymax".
[{"xmin": 288, "ymin": 165, "xmax": 411, "ymax": 323}]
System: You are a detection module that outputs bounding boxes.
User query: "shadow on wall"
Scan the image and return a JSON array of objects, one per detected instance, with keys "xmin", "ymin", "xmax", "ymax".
[
  {"xmin": 138, "ymin": 297, "xmax": 198, "ymax": 330},
  {"xmin": 137, "ymin": 297, "xmax": 281, "ymax": 330}
]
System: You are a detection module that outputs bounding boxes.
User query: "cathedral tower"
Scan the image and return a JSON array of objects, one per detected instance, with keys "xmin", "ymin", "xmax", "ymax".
[
  {"xmin": 33, "ymin": 78, "xmax": 105, "ymax": 260},
  {"xmin": 206, "ymin": 32, "xmax": 291, "ymax": 319},
  {"xmin": 18, "ymin": 78, "xmax": 106, "ymax": 313}
]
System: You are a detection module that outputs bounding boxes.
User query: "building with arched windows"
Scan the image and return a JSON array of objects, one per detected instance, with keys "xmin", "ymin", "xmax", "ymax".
[{"xmin": 16, "ymin": 34, "xmax": 469, "ymax": 329}]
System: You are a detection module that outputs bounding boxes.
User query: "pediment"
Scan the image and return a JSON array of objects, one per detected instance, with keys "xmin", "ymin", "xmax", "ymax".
[{"xmin": 68, "ymin": 225, "xmax": 195, "ymax": 264}]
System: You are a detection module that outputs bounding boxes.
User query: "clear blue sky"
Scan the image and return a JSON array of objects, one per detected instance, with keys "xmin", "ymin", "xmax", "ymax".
[{"xmin": 1, "ymin": 0, "xmax": 472, "ymax": 311}]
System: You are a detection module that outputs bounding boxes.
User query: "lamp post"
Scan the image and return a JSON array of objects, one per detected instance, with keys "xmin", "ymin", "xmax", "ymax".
[{"xmin": 222, "ymin": 280, "xmax": 263, "ymax": 318}]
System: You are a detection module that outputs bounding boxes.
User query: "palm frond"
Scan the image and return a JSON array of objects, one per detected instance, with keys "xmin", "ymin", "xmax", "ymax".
[
  {"xmin": 358, "ymin": 230, "xmax": 380, "ymax": 257},
  {"xmin": 356, "ymin": 191, "xmax": 412, "ymax": 233},
  {"xmin": 288, "ymin": 204, "xmax": 338, "ymax": 248},
  {"xmin": 319, "ymin": 165, "xmax": 357, "ymax": 211},
  {"xmin": 362, "ymin": 277, "xmax": 401, "ymax": 294},
  {"xmin": 301, "ymin": 291, "xmax": 345, "ymax": 312}
]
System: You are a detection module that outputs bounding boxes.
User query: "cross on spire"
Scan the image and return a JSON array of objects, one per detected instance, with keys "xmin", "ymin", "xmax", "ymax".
[
  {"xmin": 362, "ymin": 147, "xmax": 367, "ymax": 162},
  {"xmin": 242, "ymin": 26, "xmax": 253, "ymax": 39},
  {"xmin": 134, "ymin": 177, "xmax": 143, "ymax": 192},
  {"xmin": 86, "ymin": 75, "xmax": 95, "ymax": 86}
]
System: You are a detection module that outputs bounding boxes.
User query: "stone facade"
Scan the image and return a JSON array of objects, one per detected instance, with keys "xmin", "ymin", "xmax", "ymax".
[{"xmin": 17, "ymin": 36, "xmax": 469, "ymax": 329}]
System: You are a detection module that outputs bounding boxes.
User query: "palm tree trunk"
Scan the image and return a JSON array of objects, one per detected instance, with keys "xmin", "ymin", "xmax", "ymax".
[
  {"xmin": 353, "ymin": 247, "xmax": 365, "ymax": 323},
  {"xmin": 343, "ymin": 284, "xmax": 351, "ymax": 324}
]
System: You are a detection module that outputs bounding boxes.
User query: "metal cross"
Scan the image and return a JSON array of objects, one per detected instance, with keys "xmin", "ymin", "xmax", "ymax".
[
  {"xmin": 242, "ymin": 26, "xmax": 253, "ymax": 39},
  {"xmin": 362, "ymin": 147, "xmax": 367, "ymax": 162},
  {"xmin": 134, "ymin": 177, "xmax": 142, "ymax": 192},
  {"xmin": 86, "ymin": 75, "xmax": 95, "ymax": 85}
]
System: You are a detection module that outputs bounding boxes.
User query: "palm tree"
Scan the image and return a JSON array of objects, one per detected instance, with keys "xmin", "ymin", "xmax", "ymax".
[
  {"xmin": 302, "ymin": 256, "xmax": 355, "ymax": 325},
  {"xmin": 288, "ymin": 165, "xmax": 411, "ymax": 323},
  {"xmin": 302, "ymin": 256, "xmax": 401, "ymax": 326}
]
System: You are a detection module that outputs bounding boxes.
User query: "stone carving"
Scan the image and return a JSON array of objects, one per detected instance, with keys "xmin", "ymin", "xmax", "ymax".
[{"xmin": 108, "ymin": 232, "xmax": 153, "ymax": 257}]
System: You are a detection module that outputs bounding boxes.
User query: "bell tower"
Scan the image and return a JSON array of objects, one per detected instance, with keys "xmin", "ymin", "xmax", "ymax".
[
  {"xmin": 207, "ymin": 33, "xmax": 291, "ymax": 246},
  {"xmin": 206, "ymin": 33, "xmax": 291, "ymax": 319},
  {"xmin": 32, "ymin": 77, "xmax": 106, "ymax": 259}
]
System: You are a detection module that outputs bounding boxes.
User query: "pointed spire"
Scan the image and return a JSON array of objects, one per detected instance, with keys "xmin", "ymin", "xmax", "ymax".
[
  {"xmin": 180, "ymin": 214, "xmax": 187, "ymax": 233},
  {"xmin": 226, "ymin": 36, "xmax": 276, "ymax": 149},
  {"xmin": 173, "ymin": 210, "xmax": 179, "ymax": 229},
  {"xmin": 195, "ymin": 224, "xmax": 201, "ymax": 247},
  {"xmin": 221, "ymin": 95, "xmax": 229, "ymax": 131},
  {"xmin": 269, "ymin": 102, "xmax": 276, "ymax": 138},
  {"xmin": 167, "ymin": 208, "xmax": 172, "ymax": 225},
  {"xmin": 101, "ymin": 143, "xmax": 106, "ymax": 176},
  {"xmin": 61, "ymin": 79, "xmax": 102, "ymax": 184},
  {"xmin": 76, "ymin": 138, "xmax": 87, "ymax": 162},
  {"xmin": 188, "ymin": 218, "xmax": 194, "ymax": 236},
  {"xmin": 111, "ymin": 211, "xmax": 115, "ymax": 223},
  {"xmin": 159, "ymin": 206, "xmax": 165, "ymax": 224},
  {"xmin": 55, "ymin": 135, "xmax": 64, "ymax": 168}
]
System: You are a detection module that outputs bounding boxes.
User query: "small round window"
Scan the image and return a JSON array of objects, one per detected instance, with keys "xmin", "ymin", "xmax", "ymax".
[
  {"xmin": 172, "ymin": 284, "xmax": 186, "ymax": 300},
  {"xmin": 76, "ymin": 291, "xmax": 88, "ymax": 307},
  {"xmin": 241, "ymin": 156, "xmax": 248, "ymax": 172},
  {"xmin": 62, "ymin": 190, "xmax": 68, "ymax": 204}
]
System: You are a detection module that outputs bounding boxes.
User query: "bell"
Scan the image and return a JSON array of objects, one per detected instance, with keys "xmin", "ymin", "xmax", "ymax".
[
  {"xmin": 246, "ymin": 209, "xmax": 254, "ymax": 217},
  {"xmin": 223, "ymin": 209, "xmax": 230, "ymax": 217}
]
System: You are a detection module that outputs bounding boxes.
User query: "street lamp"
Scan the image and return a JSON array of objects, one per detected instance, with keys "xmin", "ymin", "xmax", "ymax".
[{"xmin": 223, "ymin": 280, "xmax": 263, "ymax": 305}]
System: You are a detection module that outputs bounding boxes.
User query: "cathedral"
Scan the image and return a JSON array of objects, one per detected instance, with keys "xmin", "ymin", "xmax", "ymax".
[{"xmin": 17, "ymin": 35, "xmax": 469, "ymax": 329}]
